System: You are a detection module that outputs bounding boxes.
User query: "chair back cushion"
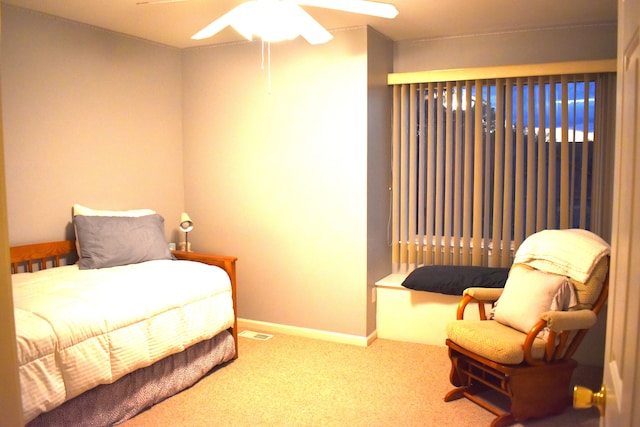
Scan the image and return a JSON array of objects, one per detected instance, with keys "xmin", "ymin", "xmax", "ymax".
[{"xmin": 569, "ymin": 256, "xmax": 609, "ymax": 309}]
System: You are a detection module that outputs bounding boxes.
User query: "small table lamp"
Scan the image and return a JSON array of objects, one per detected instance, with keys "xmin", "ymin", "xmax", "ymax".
[{"xmin": 179, "ymin": 212, "xmax": 194, "ymax": 252}]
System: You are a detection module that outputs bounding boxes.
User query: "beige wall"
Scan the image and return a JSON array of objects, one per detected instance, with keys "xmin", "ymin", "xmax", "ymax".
[
  {"xmin": 0, "ymin": 4, "xmax": 24, "ymax": 423},
  {"xmin": 394, "ymin": 23, "xmax": 617, "ymax": 72},
  {"xmin": 1, "ymin": 6, "xmax": 185, "ymax": 245},
  {"xmin": 365, "ymin": 29, "xmax": 394, "ymax": 335},
  {"xmin": 182, "ymin": 27, "xmax": 386, "ymax": 337}
]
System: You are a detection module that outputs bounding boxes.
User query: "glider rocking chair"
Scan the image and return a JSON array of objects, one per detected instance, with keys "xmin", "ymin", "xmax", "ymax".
[{"xmin": 444, "ymin": 229, "xmax": 610, "ymax": 427}]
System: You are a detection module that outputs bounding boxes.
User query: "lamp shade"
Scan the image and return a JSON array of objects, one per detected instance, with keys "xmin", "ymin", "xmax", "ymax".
[{"xmin": 179, "ymin": 212, "xmax": 194, "ymax": 233}]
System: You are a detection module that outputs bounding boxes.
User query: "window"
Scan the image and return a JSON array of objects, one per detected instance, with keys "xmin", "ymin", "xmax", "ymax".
[{"xmin": 391, "ymin": 71, "xmax": 616, "ymax": 269}]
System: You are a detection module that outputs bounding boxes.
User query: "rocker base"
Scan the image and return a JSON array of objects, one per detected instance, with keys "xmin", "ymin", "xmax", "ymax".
[{"xmin": 445, "ymin": 339, "xmax": 577, "ymax": 426}]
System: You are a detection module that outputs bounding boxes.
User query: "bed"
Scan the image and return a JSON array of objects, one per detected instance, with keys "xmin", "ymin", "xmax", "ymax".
[{"xmin": 11, "ymin": 211, "xmax": 238, "ymax": 426}]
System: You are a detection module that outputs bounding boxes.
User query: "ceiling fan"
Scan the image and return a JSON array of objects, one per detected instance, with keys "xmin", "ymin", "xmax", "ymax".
[{"xmin": 140, "ymin": 0, "xmax": 399, "ymax": 45}]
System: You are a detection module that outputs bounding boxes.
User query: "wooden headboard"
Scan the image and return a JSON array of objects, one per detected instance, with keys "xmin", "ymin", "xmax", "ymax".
[{"xmin": 9, "ymin": 240, "xmax": 77, "ymax": 273}]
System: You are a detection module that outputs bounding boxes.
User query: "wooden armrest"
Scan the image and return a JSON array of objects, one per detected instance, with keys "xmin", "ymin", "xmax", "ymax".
[
  {"xmin": 522, "ymin": 310, "xmax": 598, "ymax": 365},
  {"xmin": 457, "ymin": 287, "xmax": 503, "ymax": 320},
  {"xmin": 541, "ymin": 309, "xmax": 597, "ymax": 332},
  {"xmin": 463, "ymin": 287, "xmax": 503, "ymax": 302},
  {"xmin": 522, "ymin": 319, "xmax": 551, "ymax": 365}
]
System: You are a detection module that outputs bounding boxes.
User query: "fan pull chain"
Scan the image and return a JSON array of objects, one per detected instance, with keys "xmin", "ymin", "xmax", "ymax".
[
  {"xmin": 260, "ymin": 38, "xmax": 272, "ymax": 94},
  {"xmin": 267, "ymin": 41, "xmax": 271, "ymax": 94}
]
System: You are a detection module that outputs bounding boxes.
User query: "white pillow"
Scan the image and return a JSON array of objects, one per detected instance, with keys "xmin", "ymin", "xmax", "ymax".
[
  {"xmin": 73, "ymin": 203, "xmax": 156, "ymax": 217},
  {"xmin": 493, "ymin": 265, "xmax": 575, "ymax": 336}
]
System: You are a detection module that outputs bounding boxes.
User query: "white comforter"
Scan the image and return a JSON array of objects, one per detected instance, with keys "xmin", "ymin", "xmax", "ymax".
[{"xmin": 12, "ymin": 260, "xmax": 235, "ymax": 423}]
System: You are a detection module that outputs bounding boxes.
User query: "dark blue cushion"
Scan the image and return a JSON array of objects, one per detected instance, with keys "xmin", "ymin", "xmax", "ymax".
[{"xmin": 401, "ymin": 265, "xmax": 509, "ymax": 295}]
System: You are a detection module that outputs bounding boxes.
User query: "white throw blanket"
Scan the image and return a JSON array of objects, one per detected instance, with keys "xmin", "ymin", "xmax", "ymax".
[{"xmin": 513, "ymin": 228, "xmax": 610, "ymax": 283}]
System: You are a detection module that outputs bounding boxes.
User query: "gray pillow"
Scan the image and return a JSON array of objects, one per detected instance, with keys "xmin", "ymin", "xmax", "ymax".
[{"xmin": 74, "ymin": 214, "xmax": 175, "ymax": 269}]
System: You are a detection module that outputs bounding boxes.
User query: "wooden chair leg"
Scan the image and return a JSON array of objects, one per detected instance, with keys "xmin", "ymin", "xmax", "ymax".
[
  {"xmin": 444, "ymin": 386, "xmax": 468, "ymax": 402},
  {"xmin": 447, "ymin": 347, "xmax": 468, "ymax": 388},
  {"xmin": 491, "ymin": 414, "xmax": 516, "ymax": 427}
]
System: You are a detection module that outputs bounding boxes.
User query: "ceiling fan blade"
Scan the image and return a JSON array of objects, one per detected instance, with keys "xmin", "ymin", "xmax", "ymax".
[
  {"xmin": 289, "ymin": 5, "xmax": 333, "ymax": 44},
  {"xmin": 191, "ymin": 3, "xmax": 253, "ymax": 41},
  {"xmin": 136, "ymin": 0, "xmax": 188, "ymax": 5},
  {"xmin": 296, "ymin": 0, "xmax": 399, "ymax": 19}
]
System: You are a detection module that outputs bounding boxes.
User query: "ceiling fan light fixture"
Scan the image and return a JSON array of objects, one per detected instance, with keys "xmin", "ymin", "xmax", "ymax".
[
  {"xmin": 195, "ymin": 0, "xmax": 304, "ymax": 43},
  {"xmin": 188, "ymin": 0, "xmax": 397, "ymax": 92},
  {"xmin": 191, "ymin": 0, "xmax": 398, "ymax": 43},
  {"xmin": 251, "ymin": 1, "xmax": 302, "ymax": 42}
]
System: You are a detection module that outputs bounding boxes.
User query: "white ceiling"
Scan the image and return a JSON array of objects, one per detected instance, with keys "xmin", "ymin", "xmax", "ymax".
[{"xmin": 1, "ymin": 0, "xmax": 618, "ymax": 49}]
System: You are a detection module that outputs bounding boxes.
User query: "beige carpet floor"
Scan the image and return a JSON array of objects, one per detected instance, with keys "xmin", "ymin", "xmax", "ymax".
[{"xmin": 122, "ymin": 332, "xmax": 602, "ymax": 427}]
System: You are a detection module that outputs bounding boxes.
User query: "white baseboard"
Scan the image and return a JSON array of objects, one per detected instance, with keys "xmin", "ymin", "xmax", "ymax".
[{"xmin": 238, "ymin": 318, "xmax": 377, "ymax": 347}]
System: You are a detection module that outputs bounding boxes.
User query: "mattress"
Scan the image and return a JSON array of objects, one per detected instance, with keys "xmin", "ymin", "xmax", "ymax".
[{"xmin": 12, "ymin": 259, "xmax": 235, "ymax": 423}]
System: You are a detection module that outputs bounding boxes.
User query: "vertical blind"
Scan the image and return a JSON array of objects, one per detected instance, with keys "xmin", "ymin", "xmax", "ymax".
[{"xmin": 391, "ymin": 72, "xmax": 616, "ymax": 270}]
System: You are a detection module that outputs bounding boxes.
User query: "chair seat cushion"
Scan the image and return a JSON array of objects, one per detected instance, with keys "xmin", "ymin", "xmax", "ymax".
[{"xmin": 446, "ymin": 320, "xmax": 546, "ymax": 364}]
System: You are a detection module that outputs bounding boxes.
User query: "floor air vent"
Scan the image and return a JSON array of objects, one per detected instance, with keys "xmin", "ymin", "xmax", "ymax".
[{"xmin": 239, "ymin": 330, "xmax": 273, "ymax": 340}]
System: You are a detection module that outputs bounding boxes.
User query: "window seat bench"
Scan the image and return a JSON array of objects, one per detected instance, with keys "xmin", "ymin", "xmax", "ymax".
[{"xmin": 375, "ymin": 273, "xmax": 491, "ymax": 347}]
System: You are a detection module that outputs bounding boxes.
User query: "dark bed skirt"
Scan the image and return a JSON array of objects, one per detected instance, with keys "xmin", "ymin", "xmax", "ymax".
[{"xmin": 27, "ymin": 330, "xmax": 236, "ymax": 427}]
